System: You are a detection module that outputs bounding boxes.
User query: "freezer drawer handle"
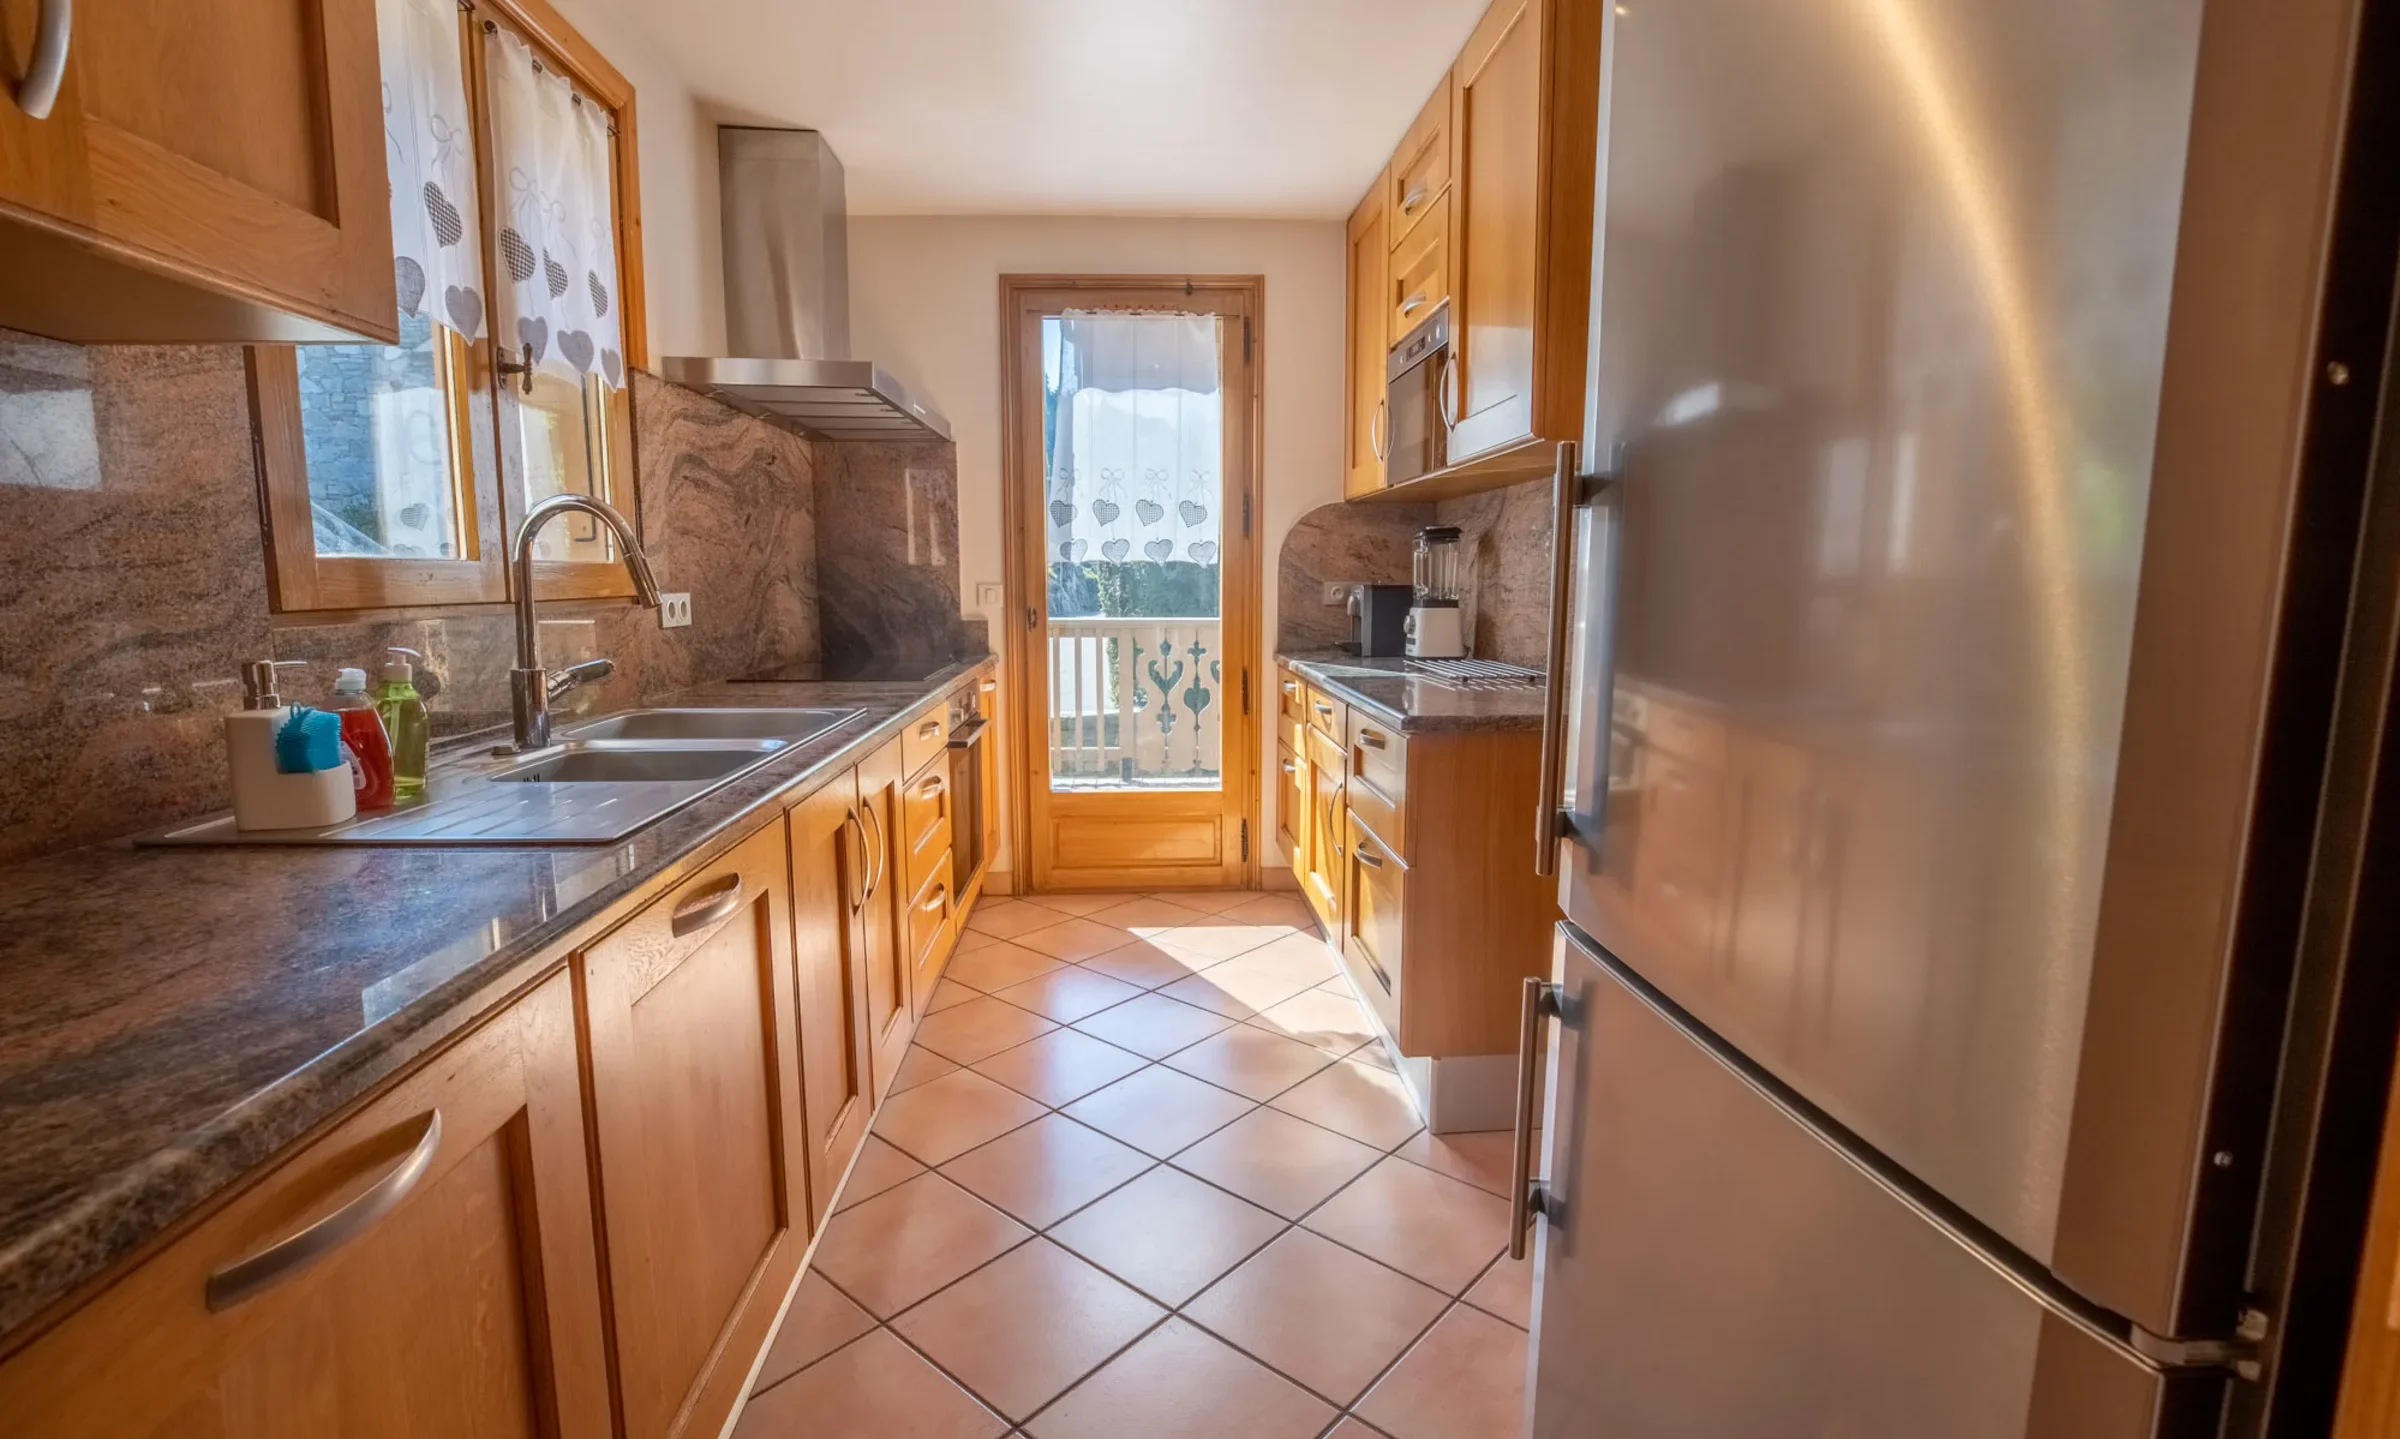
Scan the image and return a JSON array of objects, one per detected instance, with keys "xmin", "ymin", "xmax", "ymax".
[{"xmin": 1510, "ymin": 977, "xmax": 1566, "ymax": 1260}]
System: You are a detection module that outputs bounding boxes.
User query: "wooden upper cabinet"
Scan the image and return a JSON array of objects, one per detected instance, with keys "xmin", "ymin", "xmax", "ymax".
[
  {"xmin": 0, "ymin": 0, "xmax": 398, "ymax": 343},
  {"xmin": 1344, "ymin": 175, "xmax": 1391, "ymax": 499},
  {"xmin": 579, "ymin": 823, "xmax": 807, "ymax": 1439},
  {"xmin": 789, "ymin": 768, "xmax": 874, "ymax": 1226},
  {"xmin": 0, "ymin": 970, "xmax": 611, "ymax": 1439}
]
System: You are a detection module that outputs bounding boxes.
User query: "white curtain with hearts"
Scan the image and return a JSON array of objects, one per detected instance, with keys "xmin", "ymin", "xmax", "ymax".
[
  {"xmin": 484, "ymin": 24, "xmax": 625, "ymax": 388},
  {"xmin": 377, "ymin": 0, "xmax": 484, "ymax": 339},
  {"xmin": 1046, "ymin": 312, "xmax": 1223, "ymax": 570}
]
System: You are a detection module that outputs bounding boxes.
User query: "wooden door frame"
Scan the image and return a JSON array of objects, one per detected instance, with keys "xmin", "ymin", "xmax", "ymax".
[{"xmin": 997, "ymin": 274, "xmax": 1267, "ymax": 892}]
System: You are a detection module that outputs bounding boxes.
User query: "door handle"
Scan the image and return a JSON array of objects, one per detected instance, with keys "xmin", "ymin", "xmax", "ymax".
[
  {"xmin": 669, "ymin": 874, "xmax": 745, "ymax": 938},
  {"xmin": 862, "ymin": 796, "xmax": 887, "ymax": 900},
  {"xmin": 1371, "ymin": 397, "xmax": 1388, "ymax": 462},
  {"xmin": 1535, "ymin": 441, "xmax": 1579, "ymax": 877},
  {"xmin": 12, "ymin": 0, "xmax": 71, "ymax": 120},
  {"xmin": 207, "ymin": 1109, "xmax": 443, "ymax": 1311},
  {"xmin": 1399, "ymin": 291, "xmax": 1430, "ymax": 317},
  {"xmin": 1510, "ymin": 979, "xmax": 1564, "ymax": 1260},
  {"xmin": 844, "ymin": 810, "xmax": 868, "ymax": 912},
  {"xmin": 1437, "ymin": 352, "xmax": 1460, "ymax": 430}
]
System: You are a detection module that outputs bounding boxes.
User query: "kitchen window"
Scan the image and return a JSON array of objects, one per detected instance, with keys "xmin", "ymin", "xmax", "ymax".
[{"xmin": 251, "ymin": 0, "xmax": 645, "ymax": 613}]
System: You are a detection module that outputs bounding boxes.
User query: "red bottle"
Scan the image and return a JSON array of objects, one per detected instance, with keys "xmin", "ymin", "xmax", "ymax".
[{"xmin": 332, "ymin": 668, "xmax": 397, "ymax": 810}]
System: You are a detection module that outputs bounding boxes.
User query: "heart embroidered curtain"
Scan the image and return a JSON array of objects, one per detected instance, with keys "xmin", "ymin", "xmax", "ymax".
[
  {"xmin": 1046, "ymin": 312, "xmax": 1223, "ymax": 568},
  {"xmin": 484, "ymin": 24, "xmax": 624, "ymax": 388},
  {"xmin": 377, "ymin": 0, "xmax": 485, "ymax": 339}
]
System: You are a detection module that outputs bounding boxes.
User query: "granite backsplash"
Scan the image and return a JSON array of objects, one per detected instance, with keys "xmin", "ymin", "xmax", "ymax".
[
  {"xmin": 1274, "ymin": 475, "xmax": 1554, "ymax": 668},
  {"xmin": 0, "ymin": 328, "xmax": 969, "ymax": 865}
]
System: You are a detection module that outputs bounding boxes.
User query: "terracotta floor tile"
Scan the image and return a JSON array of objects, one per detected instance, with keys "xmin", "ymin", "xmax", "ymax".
[
  {"xmin": 1026, "ymin": 1318, "xmax": 1335, "ymax": 1439},
  {"xmin": 834, "ymin": 1135, "xmax": 926, "ymax": 1213},
  {"xmin": 1316, "ymin": 972, "xmax": 1357, "ymax": 995},
  {"xmin": 889, "ymin": 1045, "xmax": 961, "ymax": 1095},
  {"xmin": 1049, "ymin": 1166, "xmax": 1289, "ymax": 1306},
  {"xmin": 1214, "ymin": 891, "xmax": 1319, "ymax": 933},
  {"xmin": 951, "ymin": 926, "xmax": 1003, "ymax": 956},
  {"xmin": 1018, "ymin": 890, "xmax": 1145, "ymax": 917},
  {"xmin": 873, "ymin": 1068, "xmax": 1048, "ymax": 1165},
  {"xmin": 1302, "ymin": 1157, "xmax": 1512, "ymax": 1294},
  {"xmin": 1463, "ymin": 1248, "xmax": 1534, "ymax": 1329},
  {"xmin": 1086, "ymin": 894, "xmax": 1214, "ymax": 932},
  {"xmin": 989, "ymin": 965, "xmax": 1145, "ymax": 1024},
  {"xmin": 1156, "ymin": 917, "xmax": 1289, "ymax": 963},
  {"xmin": 1070, "ymin": 991, "xmax": 1237, "ymax": 1059},
  {"xmin": 1327, "ymin": 1420, "xmax": 1392, "ymax": 1438},
  {"xmin": 1016, "ymin": 915, "xmax": 1141, "ymax": 963},
  {"xmin": 1236, "ymin": 930, "xmax": 1348, "ymax": 985},
  {"xmin": 752, "ymin": 1271, "xmax": 876, "ymax": 1393},
  {"xmin": 1077, "ymin": 935, "xmax": 1230, "ymax": 990},
  {"xmin": 1163, "ymin": 1024, "xmax": 1337, "ymax": 1102},
  {"xmin": 809, "ymin": 1173, "xmax": 1031, "ymax": 1317},
  {"xmin": 1392, "ymin": 1129, "xmax": 1520, "ymax": 1198},
  {"xmin": 1247, "ymin": 988, "xmax": 1377, "ymax": 1057},
  {"xmin": 893, "ymin": 1239, "xmax": 1166, "ymax": 1422},
  {"xmin": 910, "ymin": 995, "xmax": 1060, "ymax": 1066},
  {"xmin": 1149, "ymin": 888, "xmax": 1258, "ymax": 914},
  {"xmin": 938, "ymin": 1113, "xmax": 1154, "ymax": 1228},
  {"xmin": 971, "ymin": 1027, "xmax": 1150, "ymax": 1107},
  {"xmin": 1183, "ymin": 1228, "xmax": 1449, "ymax": 1406},
  {"xmin": 1355, "ymin": 1303, "xmax": 1529, "ymax": 1439},
  {"xmin": 1269, "ymin": 1057, "xmax": 1424, "ymax": 1150},
  {"xmin": 1173, "ymin": 1107, "xmax": 1385, "ymax": 1220},
  {"xmin": 738, "ymin": 1329, "xmax": 1006, "ymax": 1438},
  {"xmin": 943, "ymin": 940, "xmax": 1071, "ymax": 994},
  {"xmin": 1063, "ymin": 1066, "xmax": 1256, "ymax": 1158},
  {"xmin": 965, "ymin": 898, "xmax": 1063, "ymax": 941},
  {"xmin": 1161, "ymin": 944, "xmax": 1336, "ymax": 1020},
  {"xmin": 922, "ymin": 980, "xmax": 979, "ymax": 1015}
]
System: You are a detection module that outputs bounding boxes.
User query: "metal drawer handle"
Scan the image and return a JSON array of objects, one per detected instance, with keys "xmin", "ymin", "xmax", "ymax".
[
  {"xmin": 1281, "ymin": 759, "xmax": 1300, "ymax": 775},
  {"xmin": 1356, "ymin": 845, "xmax": 1386, "ymax": 869},
  {"xmin": 1401, "ymin": 182, "xmax": 1430, "ymax": 214},
  {"xmin": 862, "ymin": 797, "xmax": 887, "ymax": 900},
  {"xmin": 1313, "ymin": 701, "xmax": 1334, "ymax": 718},
  {"xmin": 1357, "ymin": 729, "xmax": 1388, "ymax": 751},
  {"xmin": 669, "ymin": 873, "xmax": 744, "ymax": 937},
  {"xmin": 207, "ymin": 1109, "xmax": 442, "ymax": 1311},
  {"xmin": 919, "ymin": 719, "xmax": 942, "ymax": 738},
  {"xmin": 979, "ymin": 679, "xmax": 996, "ymax": 694},
  {"xmin": 918, "ymin": 776, "xmax": 946, "ymax": 799},
  {"xmin": 1399, "ymin": 290, "xmax": 1429, "ymax": 317},
  {"xmin": 920, "ymin": 883, "xmax": 948, "ymax": 913},
  {"xmin": 1282, "ymin": 680, "xmax": 1299, "ymax": 697},
  {"xmin": 13, "ymin": 0, "xmax": 71, "ymax": 120},
  {"xmin": 1510, "ymin": 979, "xmax": 1563, "ymax": 1260}
]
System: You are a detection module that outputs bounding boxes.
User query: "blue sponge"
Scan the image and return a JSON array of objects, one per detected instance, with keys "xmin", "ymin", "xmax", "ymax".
[{"xmin": 275, "ymin": 706, "xmax": 345, "ymax": 774}]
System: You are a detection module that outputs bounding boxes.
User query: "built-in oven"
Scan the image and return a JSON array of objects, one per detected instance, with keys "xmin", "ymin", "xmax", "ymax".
[
  {"xmin": 947, "ymin": 684, "xmax": 990, "ymax": 892},
  {"xmin": 1384, "ymin": 302, "xmax": 1452, "ymax": 487}
]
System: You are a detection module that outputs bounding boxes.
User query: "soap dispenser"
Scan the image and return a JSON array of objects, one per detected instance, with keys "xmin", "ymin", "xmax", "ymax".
[
  {"xmin": 226, "ymin": 660, "xmax": 356, "ymax": 830},
  {"xmin": 374, "ymin": 648, "xmax": 431, "ymax": 799}
]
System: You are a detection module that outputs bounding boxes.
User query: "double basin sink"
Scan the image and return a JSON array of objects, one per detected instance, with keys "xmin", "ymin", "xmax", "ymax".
[{"xmin": 146, "ymin": 707, "xmax": 865, "ymax": 847}]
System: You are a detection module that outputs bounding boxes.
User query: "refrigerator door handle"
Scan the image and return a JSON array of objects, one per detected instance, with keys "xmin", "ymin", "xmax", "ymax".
[
  {"xmin": 1537, "ymin": 442, "xmax": 1607, "ymax": 876},
  {"xmin": 1510, "ymin": 975, "xmax": 1568, "ymax": 1259}
]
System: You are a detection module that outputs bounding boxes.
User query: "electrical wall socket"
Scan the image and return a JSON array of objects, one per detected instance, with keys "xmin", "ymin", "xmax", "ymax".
[
  {"xmin": 1323, "ymin": 582, "xmax": 1354, "ymax": 607},
  {"xmin": 659, "ymin": 592, "xmax": 693, "ymax": 629},
  {"xmin": 976, "ymin": 582, "xmax": 1004, "ymax": 607}
]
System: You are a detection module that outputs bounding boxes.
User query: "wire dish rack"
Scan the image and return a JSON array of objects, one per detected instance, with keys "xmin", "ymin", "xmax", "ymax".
[{"xmin": 1405, "ymin": 657, "xmax": 1544, "ymax": 690}]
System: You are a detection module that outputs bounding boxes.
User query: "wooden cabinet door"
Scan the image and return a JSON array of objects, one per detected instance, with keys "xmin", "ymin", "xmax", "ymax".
[
  {"xmin": 582, "ymin": 823, "xmax": 806, "ymax": 1439},
  {"xmin": 1, "ymin": 0, "xmax": 397, "ymax": 341},
  {"xmin": 790, "ymin": 771, "xmax": 875, "ymax": 1227},
  {"xmin": 0, "ymin": 0, "xmax": 91, "ymax": 223},
  {"xmin": 1344, "ymin": 175, "xmax": 1391, "ymax": 498},
  {"xmin": 1278, "ymin": 739, "xmax": 1306, "ymax": 873},
  {"xmin": 0, "ymin": 971, "xmax": 610, "ymax": 1439},
  {"xmin": 857, "ymin": 737, "xmax": 916, "ymax": 1102},
  {"xmin": 1449, "ymin": 0, "xmax": 1544, "ymax": 464}
]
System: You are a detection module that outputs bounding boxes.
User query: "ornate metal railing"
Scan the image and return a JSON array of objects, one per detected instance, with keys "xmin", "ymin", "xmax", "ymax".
[{"xmin": 1048, "ymin": 617, "xmax": 1223, "ymax": 787}]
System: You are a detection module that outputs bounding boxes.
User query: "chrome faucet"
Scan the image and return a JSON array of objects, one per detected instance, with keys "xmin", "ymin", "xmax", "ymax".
[{"xmin": 507, "ymin": 494, "xmax": 663, "ymax": 751}]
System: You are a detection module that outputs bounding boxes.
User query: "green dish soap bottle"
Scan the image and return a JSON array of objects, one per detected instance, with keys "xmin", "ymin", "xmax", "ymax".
[{"xmin": 375, "ymin": 647, "xmax": 431, "ymax": 800}]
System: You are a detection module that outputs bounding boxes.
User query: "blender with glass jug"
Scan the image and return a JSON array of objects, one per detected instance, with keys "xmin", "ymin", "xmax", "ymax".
[{"xmin": 1406, "ymin": 525, "xmax": 1467, "ymax": 659}]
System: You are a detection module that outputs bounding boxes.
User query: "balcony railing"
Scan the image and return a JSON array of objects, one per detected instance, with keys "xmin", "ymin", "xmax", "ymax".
[{"xmin": 1048, "ymin": 616, "xmax": 1223, "ymax": 788}]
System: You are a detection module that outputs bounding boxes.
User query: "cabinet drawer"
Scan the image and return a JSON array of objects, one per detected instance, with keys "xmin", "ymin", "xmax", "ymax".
[
  {"xmin": 1388, "ymin": 75, "xmax": 1453, "ymax": 250},
  {"xmin": 909, "ymin": 852, "xmax": 956, "ymax": 981},
  {"xmin": 901, "ymin": 763, "xmax": 956, "ymax": 897},
  {"xmin": 1346, "ymin": 712, "xmax": 1409, "ymax": 856},
  {"xmin": 0, "ymin": 970, "xmax": 612, "ymax": 1439},
  {"xmin": 1277, "ymin": 739, "xmax": 1306, "ymax": 866},
  {"xmin": 1346, "ymin": 810, "xmax": 1407, "ymax": 1038},
  {"xmin": 1304, "ymin": 725, "xmax": 1348, "ymax": 934},
  {"xmin": 1278, "ymin": 668, "xmax": 1309, "ymax": 728},
  {"xmin": 902, "ymin": 705, "xmax": 951, "ymax": 780},
  {"xmin": 1390, "ymin": 191, "xmax": 1451, "ymax": 339},
  {"xmin": 1304, "ymin": 683, "xmax": 1348, "ymax": 742}
]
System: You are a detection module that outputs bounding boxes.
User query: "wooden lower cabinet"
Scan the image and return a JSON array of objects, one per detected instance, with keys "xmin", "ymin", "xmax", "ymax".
[
  {"xmin": 580, "ymin": 822, "xmax": 807, "ymax": 1439},
  {"xmin": 789, "ymin": 769, "xmax": 875, "ymax": 1226},
  {"xmin": 857, "ymin": 738, "xmax": 914, "ymax": 1104},
  {"xmin": 910, "ymin": 851, "xmax": 958, "ymax": 1001},
  {"xmin": 1278, "ymin": 738, "xmax": 1306, "ymax": 873},
  {"xmin": 0, "ymin": 970, "xmax": 610, "ymax": 1438}
]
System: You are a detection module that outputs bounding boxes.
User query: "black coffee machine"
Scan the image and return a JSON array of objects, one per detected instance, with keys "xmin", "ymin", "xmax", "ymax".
[{"xmin": 1345, "ymin": 584, "xmax": 1414, "ymax": 657}]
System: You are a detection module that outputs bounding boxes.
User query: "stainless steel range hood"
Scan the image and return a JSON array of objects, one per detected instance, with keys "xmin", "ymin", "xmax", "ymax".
[{"xmin": 662, "ymin": 128, "xmax": 951, "ymax": 443}]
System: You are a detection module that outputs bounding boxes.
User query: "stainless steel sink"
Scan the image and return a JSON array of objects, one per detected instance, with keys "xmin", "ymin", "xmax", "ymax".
[
  {"xmin": 489, "ymin": 744, "xmax": 780, "ymax": 785},
  {"xmin": 564, "ymin": 707, "xmax": 857, "ymax": 744}
]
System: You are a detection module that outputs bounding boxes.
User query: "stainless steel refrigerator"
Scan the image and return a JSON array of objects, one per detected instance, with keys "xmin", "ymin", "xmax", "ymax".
[{"xmin": 1516, "ymin": 0, "xmax": 2384, "ymax": 1433}]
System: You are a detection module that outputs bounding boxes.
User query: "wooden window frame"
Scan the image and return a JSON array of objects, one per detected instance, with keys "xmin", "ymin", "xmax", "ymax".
[{"xmin": 251, "ymin": 0, "xmax": 648, "ymax": 615}]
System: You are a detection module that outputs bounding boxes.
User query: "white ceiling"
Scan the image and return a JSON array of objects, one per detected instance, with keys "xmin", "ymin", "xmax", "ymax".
[{"xmin": 563, "ymin": 0, "xmax": 1490, "ymax": 218}]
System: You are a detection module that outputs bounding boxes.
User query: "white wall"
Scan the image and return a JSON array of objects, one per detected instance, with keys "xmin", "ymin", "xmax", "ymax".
[
  {"xmin": 550, "ymin": 0, "xmax": 725, "ymax": 356},
  {"xmin": 847, "ymin": 216, "xmax": 1346, "ymax": 875}
]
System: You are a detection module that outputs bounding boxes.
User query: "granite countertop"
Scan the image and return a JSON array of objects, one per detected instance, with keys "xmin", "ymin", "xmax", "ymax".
[
  {"xmin": 1278, "ymin": 650, "xmax": 1547, "ymax": 733},
  {"xmin": 0, "ymin": 659, "xmax": 992, "ymax": 1345}
]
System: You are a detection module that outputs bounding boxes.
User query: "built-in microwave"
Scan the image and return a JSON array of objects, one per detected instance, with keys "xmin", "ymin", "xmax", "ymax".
[{"xmin": 1384, "ymin": 302, "xmax": 1451, "ymax": 487}]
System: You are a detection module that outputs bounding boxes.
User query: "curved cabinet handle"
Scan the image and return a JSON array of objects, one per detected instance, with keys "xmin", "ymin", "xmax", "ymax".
[
  {"xmin": 1370, "ymin": 397, "xmax": 1388, "ymax": 463},
  {"xmin": 918, "ymin": 776, "xmax": 947, "ymax": 799},
  {"xmin": 13, "ymin": 0, "xmax": 71, "ymax": 121},
  {"xmin": 862, "ymin": 797, "xmax": 887, "ymax": 900},
  {"xmin": 844, "ymin": 811, "xmax": 868, "ymax": 912},
  {"xmin": 1281, "ymin": 759, "xmax": 1300, "ymax": 775},
  {"xmin": 1281, "ymin": 679, "xmax": 1300, "ymax": 698},
  {"xmin": 206, "ymin": 1109, "xmax": 443, "ymax": 1311},
  {"xmin": 918, "ymin": 719, "xmax": 943, "ymax": 739},
  {"xmin": 1355, "ymin": 844, "xmax": 1386, "ymax": 869},
  {"xmin": 919, "ymin": 883, "xmax": 948, "ymax": 913},
  {"xmin": 1509, "ymin": 981, "xmax": 1563, "ymax": 1260},
  {"xmin": 1438, "ymin": 352, "xmax": 1460, "ymax": 430},
  {"xmin": 1401, "ymin": 182, "xmax": 1430, "ymax": 215},
  {"xmin": 1399, "ymin": 291, "xmax": 1429, "ymax": 318},
  {"xmin": 1357, "ymin": 729, "xmax": 1388, "ymax": 751},
  {"xmin": 669, "ymin": 873, "xmax": 745, "ymax": 938}
]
